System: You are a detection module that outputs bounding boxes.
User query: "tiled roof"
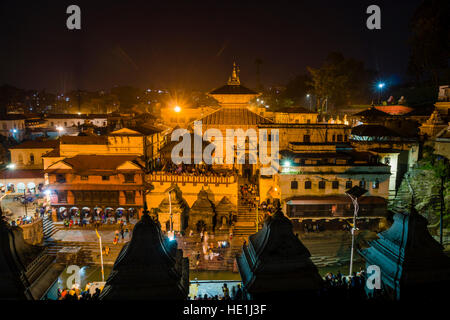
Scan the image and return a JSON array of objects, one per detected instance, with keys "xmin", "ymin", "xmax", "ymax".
[
  {"xmin": 0, "ymin": 114, "xmax": 26, "ymax": 120},
  {"xmin": 111, "ymin": 125, "xmax": 162, "ymax": 136},
  {"xmin": 199, "ymin": 107, "xmax": 273, "ymax": 126},
  {"xmin": 209, "ymin": 84, "xmax": 258, "ymax": 95},
  {"xmin": 353, "ymin": 107, "xmax": 389, "ymax": 118},
  {"xmin": 9, "ymin": 140, "xmax": 59, "ymax": 149},
  {"xmin": 60, "ymin": 155, "xmax": 143, "ymax": 173},
  {"xmin": 375, "ymin": 105, "xmax": 413, "ymax": 115},
  {"xmin": 351, "ymin": 124, "xmax": 404, "ymax": 137},
  {"xmin": 42, "ymin": 147, "xmax": 61, "ymax": 157},
  {"xmin": 60, "ymin": 135, "xmax": 108, "ymax": 145},
  {"xmin": 0, "ymin": 169, "xmax": 44, "ymax": 179}
]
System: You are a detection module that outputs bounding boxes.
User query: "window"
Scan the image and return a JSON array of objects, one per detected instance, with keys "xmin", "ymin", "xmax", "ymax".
[
  {"xmin": 64, "ymin": 122, "xmax": 67, "ymax": 126},
  {"xmin": 307, "ymin": 119, "xmax": 311, "ymax": 124},
  {"xmin": 125, "ymin": 191, "xmax": 135, "ymax": 204},
  {"xmin": 56, "ymin": 174, "xmax": 66, "ymax": 183},
  {"xmin": 57, "ymin": 191, "xmax": 67, "ymax": 203},
  {"xmin": 384, "ymin": 157, "xmax": 390, "ymax": 165},
  {"xmin": 337, "ymin": 134, "xmax": 343, "ymax": 142},
  {"xmin": 102, "ymin": 175, "xmax": 110, "ymax": 181},
  {"xmin": 304, "ymin": 181, "xmax": 312, "ymax": 189},
  {"xmin": 124, "ymin": 173, "xmax": 135, "ymax": 183},
  {"xmin": 303, "ymin": 135, "xmax": 310, "ymax": 143},
  {"xmin": 291, "ymin": 181, "xmax": 298, "ymax": 189},
  {"xmin": 332, "ymin": 135, "xmax": 336, "ymax": 142},
  {"xmin": 30, "ymin": 153, "xmax": 35, "ymax": 164},
  {"xmin": 319, "ymin": 181, "xmax": 326, "ymax": 189},
  {"xmin": 2, "ymin": 124, "xmax": 6, "ymax": 130},
  {"xmin": 372, "ymin": 179, "xmax": 379, "ymax": 189},
  {"xmin": 18, "ymin": 153, "xmax": 23, "ymax": 164},
  {"xmin": 332, "ymin": 180, "xmax": 339, "ymax": 189},
  {"xmin": 81, "ymin": 175, "xmax": 89, "ymax": 180},
  {"xmin": 50, "ymin": 122, "xmax": 54, "ymax": 126},
  {"xmin": 359, "ymin": 179, "xmax": 366, "ymax": 188},
  {"xmin": 345, "ymin": 181, "xmax": 352, "ymax": 189}
]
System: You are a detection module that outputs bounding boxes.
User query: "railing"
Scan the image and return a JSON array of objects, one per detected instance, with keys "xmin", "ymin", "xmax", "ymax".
[{"xmin": 147, "ymin": 173, "xmax": 237, "ymax": 185}]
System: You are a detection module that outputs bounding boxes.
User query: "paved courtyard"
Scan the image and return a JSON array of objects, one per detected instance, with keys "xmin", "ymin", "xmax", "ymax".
[
  {"xmin": 0, "ymin": 193, "xmax": 39, "ymax": 219},
  {"xmin": 52, "ymin": 228, "xmax": 131, "ymax": 243}
]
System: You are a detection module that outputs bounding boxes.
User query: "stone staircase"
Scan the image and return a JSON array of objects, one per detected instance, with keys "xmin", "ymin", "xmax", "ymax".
[
  {"xmin": 42, "ymin": 216, "xmax": 58, "ymax": 240},
  {"xmin": 44, "ymin": 240, "xmax": 127, "ymax": 266},
  {"xmin": 235, "ymin": 199, "xmax": 260, "ymax": 236}
]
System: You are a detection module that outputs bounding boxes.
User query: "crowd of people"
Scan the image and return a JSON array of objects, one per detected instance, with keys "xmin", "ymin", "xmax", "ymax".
[
  {"xmin": 8, "ymin": 214, "xmax": 36, "ymax": 226},
  {"xmin": 318, "ymin": 269, "xmax": 385, "ymax": 300},
  {"xmin": 58, "ymin": 208, "xmax": 135, "ymax": 228},
  {"xmin": 55, "ymin": 285, "xmax": 102, "ymax": 301},
  {"xmin": 161, "ymin": 162, "xmax": 236, "ymax": 177},
  {"xmin": 189, "ymin": 283, "xmax": 244, "ymax": 300},
  {"xmin": 239, "ymin": 183, "xmax": 258, "ymax": 208}
]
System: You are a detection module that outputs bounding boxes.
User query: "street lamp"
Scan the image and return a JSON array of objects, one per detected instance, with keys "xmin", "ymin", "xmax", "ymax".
[
  {"xmin": 167, "ymin": 186, "xmax": 177, "ymax": 240},
  {"xmin": 306, "ymin": 94, "xmax": 312, "ymax": 110},
  {"xmin": 56, "ymin": 126, "xmax": 64, "ymax": 136},
  {"xmin": 6, "ymin": 163, "xmax": 15, "ymax": 170},
  {"xmin": 377, "ymin": 82, "xmax": 385, "ymax": 104},
  {"xmin": 174, "ymin": 105, "xmax": 181, "ymax": 113},
  {"xmin": 345, "ymin": 185, "xmax": 367, "ymax": 277}
]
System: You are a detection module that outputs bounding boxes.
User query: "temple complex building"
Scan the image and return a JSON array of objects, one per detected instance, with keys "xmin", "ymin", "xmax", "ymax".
[
  {"xmin": 0, "ymin": 114, "xmax": 26, "ymax": 142},
  {"xmin": 44, "ymin": 155, "xmax": 146, "ymax": 218},
  {"xmin": 0, "ymin": 140, "xmax": 58, "ymax": 193}
]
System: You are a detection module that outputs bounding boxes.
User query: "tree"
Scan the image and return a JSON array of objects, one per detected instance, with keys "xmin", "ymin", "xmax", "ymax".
[
  {"xmin": 307, "ymin": 52, "xmax": 375, "ymax": 112},
  {"xmin": 407, "ymin": 0, "xmax": 450, "ymax": 86},
  {"xmin": 111, "ymin": 86, "xmax": 141, "ymax": 112},
  {"xmin": 282, "ymin": 74, "xmax": 312, "ymax": 106},
  {"xmin": 419, "ymin": 146, "xmax": 450, "ymax": 244}
]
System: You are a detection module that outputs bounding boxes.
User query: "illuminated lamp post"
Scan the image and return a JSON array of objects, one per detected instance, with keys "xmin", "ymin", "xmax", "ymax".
[
  {"xmin": 377, "ymin": 82, "xmax": 385, "ymax": 105},
  {"xmin": 56, "ymin": 126, "xmax": 64, "ymax": 137},
  {"xmin": 345, "ymin": 185, "xmax": 367, "ymax": 277},
  {"xmin": 167, "ymin": 186, "xmax": 176, "ymax": 241}
]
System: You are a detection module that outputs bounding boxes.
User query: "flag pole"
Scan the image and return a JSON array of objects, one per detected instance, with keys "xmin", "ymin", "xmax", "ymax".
[{"xmin": 96, "ymin": 229, "xmax": 105, "ymax": 282}]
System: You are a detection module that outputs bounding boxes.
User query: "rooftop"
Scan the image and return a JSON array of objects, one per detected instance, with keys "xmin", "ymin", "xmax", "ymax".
[
  {"xmin": 353, "ymin": 107, "xmax": 389, "ymax": 118},
  {"xmin": 375, "ymin": 105, "xmax": 413, "ymax": 115},
  {"xmin": 199, "ymin": 107, "xmax": 273, "ymax": 126},
  {"xmin": 9, "ymin": 140, "xmax": 59, "ymax": 150},
  {"xmin": 351, "ymin": 124, "xmax": 405, "ymax": 137},
  {"xmin": 60, "ymin": 155, "xmax": 143, "ymax": 173},
  {"xmin": 59, "ymin": 135, "xmax": 108, "ymax": 145},
  {"xmin": 209, "ymin": 84, "xmax": 258, "ymax": 95},
  {"xmin": 0, "ymin": 169, "xmax": 44, "ymax": 179},
  {"xmin": 1, "ymin": 114, "xmax": 26, "ymax": 120}
]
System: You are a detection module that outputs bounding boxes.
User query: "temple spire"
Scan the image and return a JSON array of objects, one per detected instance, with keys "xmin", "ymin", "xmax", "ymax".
[{"xmin": 227, "ymin": 62, "xmax": 240, "ymax": 85}]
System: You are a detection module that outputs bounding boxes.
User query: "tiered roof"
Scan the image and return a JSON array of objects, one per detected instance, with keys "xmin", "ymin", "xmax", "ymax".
[
  {"xmin": 359, "ymin": 209, "xmax": 450, "ymax": 300},
  {"xmin": 236, "ymin": 206, "xmax": 323, "ymax": 299},
  {"xmin": 100, "ymin": 213, "xmax": 189, "ymax": 300}
]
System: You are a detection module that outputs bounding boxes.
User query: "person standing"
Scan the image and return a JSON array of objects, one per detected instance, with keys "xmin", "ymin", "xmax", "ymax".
[{"xmin": 222, "ymin": 283, "xmax": 230, "ymax": 299}]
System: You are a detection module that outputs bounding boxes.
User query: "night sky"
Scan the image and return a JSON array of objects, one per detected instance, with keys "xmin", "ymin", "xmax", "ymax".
[{"xmin": 0, "ymin": 0, "xmax": 423, "ymax": 92}]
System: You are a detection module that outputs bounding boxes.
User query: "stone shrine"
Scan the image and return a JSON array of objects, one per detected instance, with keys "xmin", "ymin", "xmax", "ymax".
[
  {"xmin": 99, "ymin": 212, "xmax": 189, "ymax": 300},
  {"xmin": 236, "ymin": 205, "xmax": 323, "ymax": 299}
]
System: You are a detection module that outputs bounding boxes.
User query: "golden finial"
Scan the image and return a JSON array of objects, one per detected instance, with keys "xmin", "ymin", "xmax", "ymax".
[{"xmin": 227, "ymin": 62, "xmax": 240, "ymax": 85}]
